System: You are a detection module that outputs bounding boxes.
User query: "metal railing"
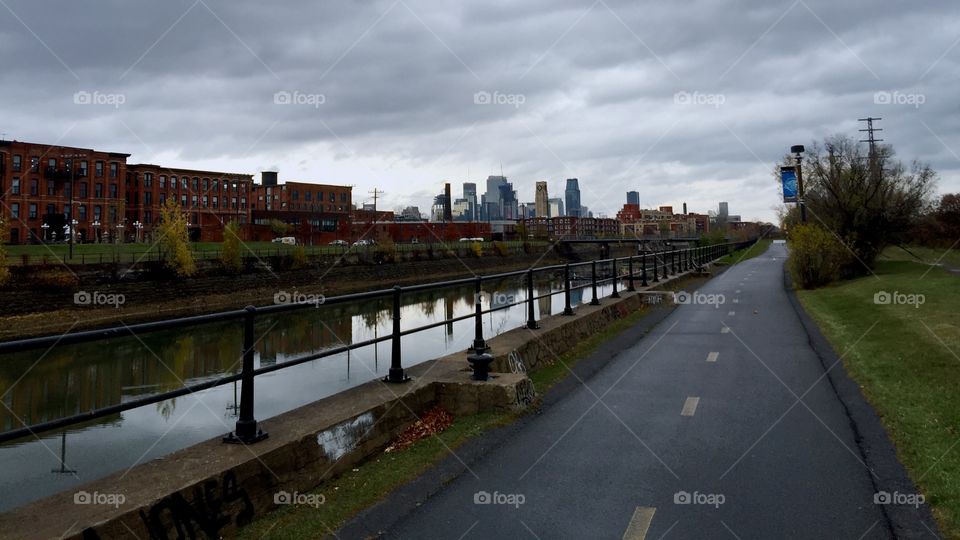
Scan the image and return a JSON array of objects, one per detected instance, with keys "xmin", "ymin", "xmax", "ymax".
[{"xmin": 0, "ymin": 240, "xmax": 753, "ymax": 444}]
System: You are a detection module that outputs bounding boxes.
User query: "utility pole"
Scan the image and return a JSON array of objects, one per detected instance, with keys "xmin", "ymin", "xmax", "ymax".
[
  {"xmin": 858, "ymin": 117, "xmax": 884, "ymax": 181},
  {"xmin": 368, "ymin": 188, "xmax": 384, "ymax": 212}
]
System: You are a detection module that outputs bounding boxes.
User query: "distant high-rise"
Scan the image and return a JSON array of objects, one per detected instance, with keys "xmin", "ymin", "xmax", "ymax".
[
  {"xmin": 548, "ymin": 197, "xmax": 565, "ymax": 218},
  {"xmin": 565, "ymin": 178, "xmax": 581, "ymax": 218},
  {"xmin": 627, "ymin": 191, "xmax": 640, "ymax": 206},
  {"xmin": 463, "ymin": 182, "xmax": 477, "ymax": 221},
  {"xmin": 535, "ymin": 181, "xmax": 550, "ymax": 217},
  {"xmin": 481, "ymin": 175, "xmax": 508, "ymax": 220},
  {"xmin": 719, "ymin": 202, "xmax": 729, "ymax": 218},
  {"xmin": 443, "ymin": 183, "xmax": 453, "ymax": 221}
]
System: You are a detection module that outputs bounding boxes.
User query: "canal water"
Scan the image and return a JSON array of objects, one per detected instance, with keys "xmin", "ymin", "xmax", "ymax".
[{"xmin": 0, "ymin": 274, "xmax": 625, "ymax": 511}]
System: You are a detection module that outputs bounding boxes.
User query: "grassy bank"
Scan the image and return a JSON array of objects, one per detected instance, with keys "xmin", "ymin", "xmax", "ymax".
[
  {"xmin": 797, "ymin": 251, "xmax": 960, "ymax": 536},
  {"xmin": 714, "ymin": 238, "xmax": 773, "ymax": 266},
  {"xmin": 239, "ymin": 301, "xmax": 659, "ymax": 539}
]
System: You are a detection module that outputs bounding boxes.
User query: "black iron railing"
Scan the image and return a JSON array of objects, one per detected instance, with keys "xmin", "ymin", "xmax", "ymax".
[{"xmin": 0, "ymin": 240, "xmax": 754, "ymax": 445}]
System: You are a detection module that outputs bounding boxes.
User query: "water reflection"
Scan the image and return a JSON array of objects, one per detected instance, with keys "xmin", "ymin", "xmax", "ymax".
[{"xmin": 0, "ymin": 272, "xmax": 621, "ymax": 511}]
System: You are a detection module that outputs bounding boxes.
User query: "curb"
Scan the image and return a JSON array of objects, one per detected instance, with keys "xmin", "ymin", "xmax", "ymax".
[{"xmin": 782, "ymin": 267, "xmax": 940, "ymax": 539}]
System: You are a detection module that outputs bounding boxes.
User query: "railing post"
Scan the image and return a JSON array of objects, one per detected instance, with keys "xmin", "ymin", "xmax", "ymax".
[
  {"xmin": 661, "ymin": 249, "xmax": 668, "ymax": 280},
  {"xmin": 526, "ymin": 269, "xmax": 538, "ymax": 329},
  {"xmin": 611, "ymin": 258, "xmax": 620, "ymax": 298},
  {"xmin": 670, "ymin": 250, "xmax": 676, "ymax": 274},
  {"xmin": 224, "ymin": 306, "xmax": 268, "ymax": 444},
  {"xmin": 385, "ymin": 286, "xmax": 411, "ymax": 382},
  {"xmin": 652, "ymin": 250, "xmax": 660, "ymax": 283},
  {"xmin": 563, "ymin": 263, "xmax": 574, "ymax": 315},
  {"xmin": 590, "ymin": 259, "xmax": 600, "ymax": 305},
  {"xmin": 470, "ymin": 278, "xmax": 490, "ymax": 352},
  {"xmin": 641, "ymin": 252, "xmax": 649, "ymax": 287},
  {"xmin": 627, "ymin": 256, "xmax": 636, "ymax": 292}
]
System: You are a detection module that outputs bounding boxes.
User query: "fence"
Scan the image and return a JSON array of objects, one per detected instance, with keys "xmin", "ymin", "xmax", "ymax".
[{"xmin": 0, "ymin": 241, "xmax": 753, "ymax": 444}]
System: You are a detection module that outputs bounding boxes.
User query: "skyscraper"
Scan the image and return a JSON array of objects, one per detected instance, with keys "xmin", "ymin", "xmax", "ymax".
[
  {"xmin": 565, "ymin": 178, "xmax": 581, "ymax": 218},
  {"xmin": 548, "ymin": 197, "xmax": 565, "ymax": 217},
  {"xmin": 463, "ymin": 182, "xmax": 477, "ymax": 221},
  {"xmin": 627, "ymin": 191, "xmax": 640, "ymax": 206},
  {"xmin": 719, "ymin": 202, "xmax": 729, "ymax": 218},
  {"xmin": 535, "ymin": 181, "xmax": 549, "ymax": 217}
]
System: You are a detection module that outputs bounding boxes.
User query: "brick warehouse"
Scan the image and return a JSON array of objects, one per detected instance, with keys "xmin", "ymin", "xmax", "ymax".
[
  {"xmin": 126, "ymin": 164, "xmax": 254, "ymax": 242},
  {"xmin": 0, "ymin": 140, "xmax": 130, "ymax": 244}
]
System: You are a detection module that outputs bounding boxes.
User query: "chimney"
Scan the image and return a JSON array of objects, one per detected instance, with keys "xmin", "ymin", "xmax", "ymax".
[
  {"xmin": 443, "ymin": 183, "xmax": 453, "ymax": 221},
  {"xmin": 682, "ymin": 202, "xmax": 687, "ymax": 215}
]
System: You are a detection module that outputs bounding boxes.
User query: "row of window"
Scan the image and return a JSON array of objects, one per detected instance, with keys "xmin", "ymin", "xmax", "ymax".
[
  {"xmin": 9, "ymin": 203, "xmax": 119, "ymax": 223},
  {"xmin": 136, "ymin": 173, "xmax": 248, "ymax": 193},
  {"xmin": 288, "ymin": 190, "xmax": 349, "ymax": 203},
  {"xmin": 5, "ymin": 178, "xmax": 120, "ymax": 198},
  {"xmin": 6, "ymin": 155, "xmax": 118, "ymax": 177}
]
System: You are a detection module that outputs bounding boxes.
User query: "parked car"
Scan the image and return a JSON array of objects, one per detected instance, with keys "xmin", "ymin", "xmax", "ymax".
[
  {"xmin": 353, "ymin": 239, "xmax": 375, "ymax": 246},
  {"xmin": 329, "ymin": 239, "xmax": 349, "ymax": 246},
  {"xmin": 272, "ymin": 237, "xmax": 296, "ymax": 245}
]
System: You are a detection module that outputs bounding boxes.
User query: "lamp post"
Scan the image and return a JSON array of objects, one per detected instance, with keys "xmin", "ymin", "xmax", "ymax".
[
  {"xmin": 115, "ymin": 223, "xmax": 125, "ymax": 244},
  {"xmin": 41, "ymin": 223, "xmax": 49, "ymax": 242},
  {"xmin": 92, "ymin": 220, "xmax": 101, "ymax": 244},
  {"xmin": 133, "ymin": 221, "xmax": 143, "ymax": 243},
  {"xmin": 791, "ymin": 144, "xmax": 807, "ymax": 223}
]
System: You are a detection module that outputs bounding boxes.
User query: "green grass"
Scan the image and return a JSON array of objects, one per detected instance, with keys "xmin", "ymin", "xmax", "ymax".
[
  {"xmin": 714, "ymin": 238, "xmax": 773, "ymax": 266},
  {"xmin": 797, "ymin": 254, "xmax": 960, "ymax": 536},
  {"xmin": 879, "ymin": 245, "xmax": 960, "ymax": 271},
  {"xmin": 240, "ymin": 299, "xmax": 658, "ymax": 538}
]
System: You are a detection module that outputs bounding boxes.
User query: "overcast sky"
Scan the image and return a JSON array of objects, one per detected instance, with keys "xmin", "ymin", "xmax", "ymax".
[{"xmin": 2, "ymin": 0, "xmax": 958, "ymax": 222}]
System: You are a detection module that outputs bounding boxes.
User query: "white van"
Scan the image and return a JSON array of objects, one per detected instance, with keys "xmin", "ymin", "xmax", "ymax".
[{"xmin": 272, "ymin": 236, "xmax": 297, "ymax": 245}]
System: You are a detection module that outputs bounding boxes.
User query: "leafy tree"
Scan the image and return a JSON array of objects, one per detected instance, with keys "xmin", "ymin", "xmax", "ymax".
[
  {"xmin": 787, "ymin": 224, "xmax": 850, "ymax": 288},
  {"xmin": 157, "ymin": 198, "xmax": 196, "ymax": 277},
  {"xmin": 936, "ymin": 193, "xmax": 960, "ymax": 239},
  {"xmin": 221, "ymin": 220, "xmax": 242, "ymax": 273},
  {"xmin": 270, "ymin": 219, "xmax": 291, "ymax": 236},
  {"xmin": 791, "ymin": 134, "xmax": 936, "ymax": 276}
]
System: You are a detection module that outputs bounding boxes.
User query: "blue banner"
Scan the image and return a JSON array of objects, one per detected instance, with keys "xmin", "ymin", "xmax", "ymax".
[{"xmin": 781, "ymin": 166, "xmax": 798, "ymax": 203}]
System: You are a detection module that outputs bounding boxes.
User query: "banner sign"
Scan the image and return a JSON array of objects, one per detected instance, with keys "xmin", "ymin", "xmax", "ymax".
[{"xmin": 781, "ymin": 166, "xmax": 798, "ymax": 203}]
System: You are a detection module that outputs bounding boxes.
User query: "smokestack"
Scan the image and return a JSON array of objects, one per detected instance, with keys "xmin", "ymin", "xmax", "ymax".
[
  {"xmin": 683, "ymin": 202, "xmax": 687, "ymax": 215},
  {"xmin": 443, "ymin": 183, "xmax": 453, "ymax": 221}
]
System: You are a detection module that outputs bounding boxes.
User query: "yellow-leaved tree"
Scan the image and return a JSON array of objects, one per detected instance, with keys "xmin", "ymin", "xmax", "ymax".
[
  {"xmin": 157, "ymin": 199, "xmax": 196, "ymax": 277},
  {"xmin": 221, "ymin": 220, "xmax": 242, "ymax": 273}
]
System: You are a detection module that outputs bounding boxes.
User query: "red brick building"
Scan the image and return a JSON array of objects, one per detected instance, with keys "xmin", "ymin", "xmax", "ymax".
[
  {"xmin": 353, "ymin": 221, "xmax": 490, "ymax": 243},
  {"xmin": 250, "ymin": 179, "xmax": 354, "ymax": 244},
  {"xmin": 521, "ymin": 216, "xmax": 619, "ymax": 239},
  {"xmin": 126, "ymin": 164, "xmax": 254, "ymax": 242},
  {"xmin": 0, "ymin": 140, "xmax": 129, "ymax": 243}
]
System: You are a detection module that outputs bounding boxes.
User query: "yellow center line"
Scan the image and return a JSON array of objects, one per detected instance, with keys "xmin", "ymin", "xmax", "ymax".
[{"xmin": 622, "ymin": 506, "xmax": 657, "ymax": 540}]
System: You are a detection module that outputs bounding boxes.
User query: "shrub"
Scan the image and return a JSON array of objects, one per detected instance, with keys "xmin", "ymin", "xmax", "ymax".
[
  {"xmin": 157, "ymin": 199, "xmax": 196, "ymax": 277},
  {"xmin": 471, "ymin": 241, "xmax": 483, "ymax": 257},
  {"xmin": 290, "ymin": 245, "xmax": 309, "ymax": 269},
  {"xmin": 787, "ymin": 224, "xmax": 850, "ymax": 289},
  {"xmin": 29, "ymin": 268, "xmax": 80, "ymax": 291},
  {"xmin": 221, "ymin": 221, "xmax": 243, "ymax": 273},
  {"xmin": 492, "ymin": 241, "xmax": 508, "ymax": 256}
]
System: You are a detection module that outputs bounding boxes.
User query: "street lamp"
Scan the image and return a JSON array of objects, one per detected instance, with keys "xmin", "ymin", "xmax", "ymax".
[
  {"xmin": 115, "ymin": 223, "xmax": 125, "ymax": 244},
  {"xmin": 92, "ymin": 220, "xmax": 101, "ymax": 244},
  {"xmin": 791, "ymin": 144, "xmax": 807, "ymax": 223},
  {"xmin": 41, "ymin": 222, "xmax": 49, "ymax": 242},
  {"xmin": 133, "ymin": 221, "xmax": 143, "ymax": 243}
]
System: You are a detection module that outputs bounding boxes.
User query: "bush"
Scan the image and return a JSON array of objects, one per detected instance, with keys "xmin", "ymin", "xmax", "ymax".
[
  {"xmin": 471, "ymin": 241, "xmax": 483, "ymax": 257},
  {"xmin": 787, "ymin": 224, "xmax": 850, "ymax": 289},
  {"xmin": 221, "ymin": 221, "xmax": 243, "ymax": 273},
  {"xmin": 29, "ymin": 268, "xmax": 80, "ymax": 291},
  {"xmin": 492, "ymin": 241, "xmax": 508, "ymax": 256},
  {"xmin": 290, "ymin": 245, "xmax": 309, "ymax": 269}
]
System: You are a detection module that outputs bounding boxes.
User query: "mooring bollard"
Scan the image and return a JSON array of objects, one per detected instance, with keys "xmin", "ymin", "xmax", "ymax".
[
  {"xmin": 384, "ymin": 286, "xmax": 410, "ymax": 383},
  {"xmin": 467, "ymin": 351, "xmax": 494, "ymax": 381},
  {"xmin": 224, "ymin": 306, "xmax": 268, "ymax": 444},
  {"xmin": 563, "ymin": 263, "xmax": 574, "ymax": 315},
  {"xmin": 471, "ymin": 277, "xmax": 489, "ymax": 352},
  {"xmin": 526, "ymin": 269, "xmax": 538, "ymax": 329}
]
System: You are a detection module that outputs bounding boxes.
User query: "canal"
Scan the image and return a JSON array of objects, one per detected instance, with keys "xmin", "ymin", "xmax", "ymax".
[{"xmin": 0, "ymin": 272, "xmax": 629, "ymax": 511}]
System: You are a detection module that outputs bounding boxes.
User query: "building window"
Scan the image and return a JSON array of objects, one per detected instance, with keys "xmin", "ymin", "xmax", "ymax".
[
  {"xmin": 109, "ymin": 162, "xmax": 118, "ymax": 178},
  {"xmin": 159, "ymin": 194, "xmax": 166, "ymax": 206},
  {"xmin": 11, "ymin": 178, "xmax": 20, "ymax": 195},
  {"xmin": 12, "ymin": 155, "xmax": 21, "ymax": 172},
  {"xmin": 144, "ymin": 173, "xmax": 153, "ymax": 188},
  {"xmin": 109, "ymin": 184, "xmax": 118, "ymax": 198},
  {"xmin": 191, "ymin": 195, "xmax": 198, "ymax": 207},
  {"xmin": 11, "ymin": 203, "xmax": 19, "ymax": 218},
  {"xmin": 144, "ymin": 210, "xmax": 152, "ymax": 224},
  {"xmin": 95, "ymin": 161, "xmax": 104, "ymax": 177},
  {"xmin": 94, "ymin": 206, "xmax": 102, "ymax": 220},
  {"xmin": 80, "ymin": 161, "xmax": 88, "ymax": 177},
  {"xmin": 79, "ymin": 183, "xmax": 88, "ymax": 198},
  {"xmin": 64, "ymin": 205, "xmax": 71, "ymax": 219},
  {"xmin": 29, "ymin": 157, "xmax": 39, "ymax": 173},
  {"xmin": 240, "ymin": 197, "xmax": 246, "ymax": 208},
  {"xmin": 182, "ymin": 178, "xmax": 188, "ymax": 190},
  {"xmin": 329, "ymin": 192, "xmax": 335, "ymax": 202},
  {"xmin": 191, "ymin": 177, "xmax": 198, "ymax": 190},
  {"xmin": 231, "ymin": 197, "xmax": 237, "ymax": 209},
  {"xmin": 28, "ymin": 204, "xmax": 37, "ymax": 219},
  {"xmin": 203, "ymin": 179, "xmax": 209, "ymax": 191},
  {"xmin": 95, "ymin": 183, "xmax": 103, "ymax": 198},
  {"xmin": 46, "ymin": 204, "xmax": 55, "ymax": 216},
  {"xmin": 47, "ymin": 181, "xmax": 55, "ymax": 196},
  {"xmin": 341, "ymin": 192, "xmax": 348, "ymax": 203},
  {"xmin": 202, "ymin": 195, "xmax": 208, "ymax": 207},
  {"xmin": 144, "ymin": 192, "xmax": 152, "ymax": 205},
  {"xmin": 78, "ymin": 205, "xmax": 87, "ymax": 221},
  {"xmin": 159, "ymin": 176, "xmax": 166, "ymax": 189},
  {"xmin": 29, "ymin": 179, "xmax": 38, "ymax": 196},
  {"xmin": 180, "ymin": 195, "xmax": 187, "ymax": 206},
  {"xmin": 108, "ymin": 207, "xmax": 117, "ymax": 223}
]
